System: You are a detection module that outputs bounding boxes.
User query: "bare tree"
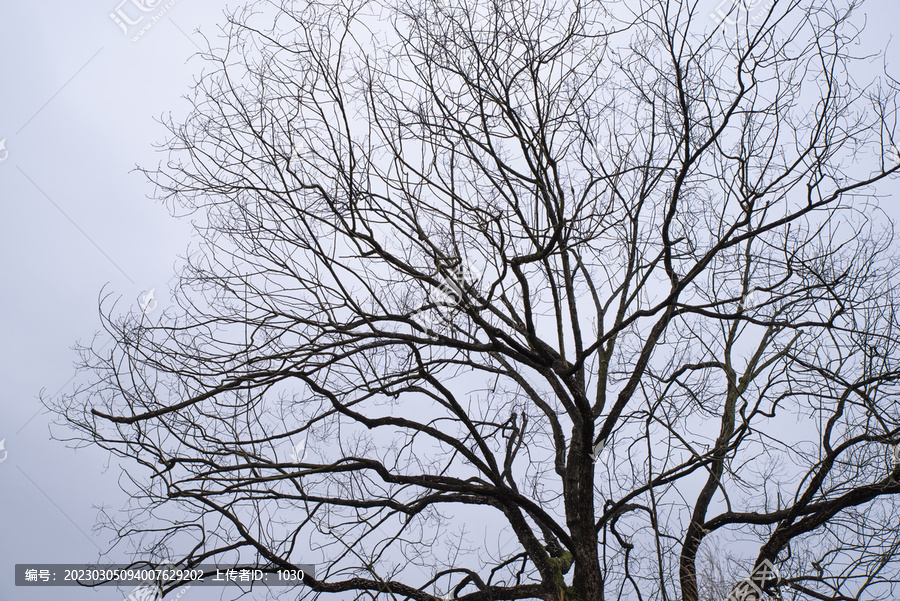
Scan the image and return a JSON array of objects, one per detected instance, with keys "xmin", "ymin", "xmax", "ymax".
[{"xmin": 51, "ymin": 0, "xmax": 900, "ymax": 599}]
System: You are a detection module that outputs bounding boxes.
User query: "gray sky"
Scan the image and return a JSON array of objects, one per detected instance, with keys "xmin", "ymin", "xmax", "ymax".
[
  {"xmin": 1, "ymin": 1, "xmax": 224, "ymax": 599},
  {"xmin": 2, "ymin": 1, "xmax": 900, "ymax": 600}
]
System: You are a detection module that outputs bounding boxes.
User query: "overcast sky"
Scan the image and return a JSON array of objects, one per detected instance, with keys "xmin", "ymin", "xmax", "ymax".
[
  {"xmin": 2, "ymin": 1, "xmax": 900, "ymax": 600},
  {"xmin": 1, "ymin": 2, "xmax": 230, "ymax": 599}
]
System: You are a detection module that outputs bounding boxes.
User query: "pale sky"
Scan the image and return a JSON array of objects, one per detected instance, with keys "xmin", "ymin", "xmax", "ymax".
[{"xmin": 1, "ymin": 1, "xmax": 225, "ymax": 599}]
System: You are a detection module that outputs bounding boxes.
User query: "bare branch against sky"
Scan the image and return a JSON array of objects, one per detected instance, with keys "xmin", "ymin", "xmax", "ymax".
[{"xmin": 8, "ymin": 0, "xmax": 900, "ymax": 600}]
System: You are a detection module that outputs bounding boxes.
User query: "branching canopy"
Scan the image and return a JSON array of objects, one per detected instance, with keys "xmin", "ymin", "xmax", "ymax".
[{"xmin": 52, "ymin": 0, "xmax": 900, "ymax": 599}]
